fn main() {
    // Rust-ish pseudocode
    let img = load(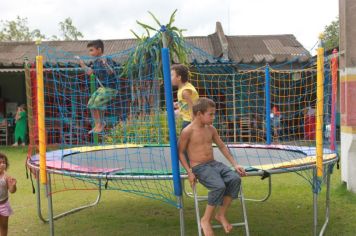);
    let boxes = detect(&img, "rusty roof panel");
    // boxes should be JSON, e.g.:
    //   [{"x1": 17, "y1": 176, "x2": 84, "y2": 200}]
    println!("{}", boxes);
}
[{"x1": 0, "y1": 33, "x2": 310, "y2": 68}]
